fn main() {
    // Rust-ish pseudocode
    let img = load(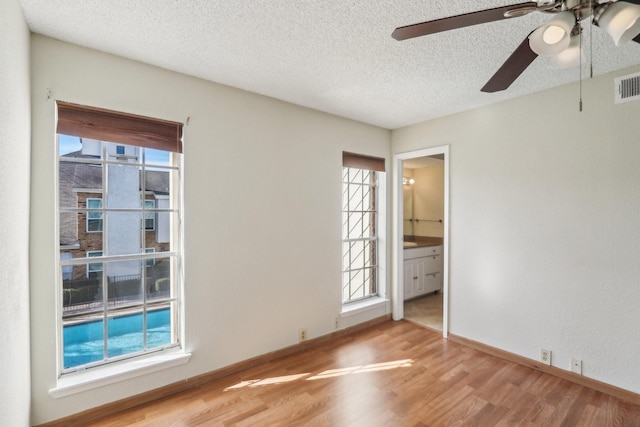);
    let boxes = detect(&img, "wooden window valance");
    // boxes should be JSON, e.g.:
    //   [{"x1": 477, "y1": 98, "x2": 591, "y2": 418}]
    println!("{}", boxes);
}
[
  {"x1": 56, "y1": 101, "x2": 183, "y2": 153},
  {"x1": 342, "y1": 151, "x2": 385, "y2": 172}
]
